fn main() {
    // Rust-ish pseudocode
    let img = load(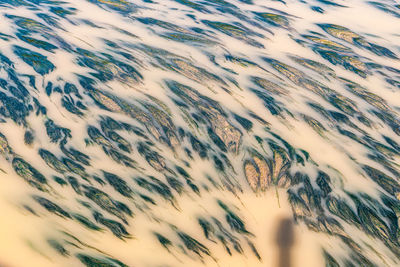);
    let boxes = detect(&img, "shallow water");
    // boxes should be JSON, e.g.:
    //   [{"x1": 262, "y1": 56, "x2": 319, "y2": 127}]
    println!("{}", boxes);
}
[{"x1": 0, "y1": 0, "x2": 400, "y2": 266}]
